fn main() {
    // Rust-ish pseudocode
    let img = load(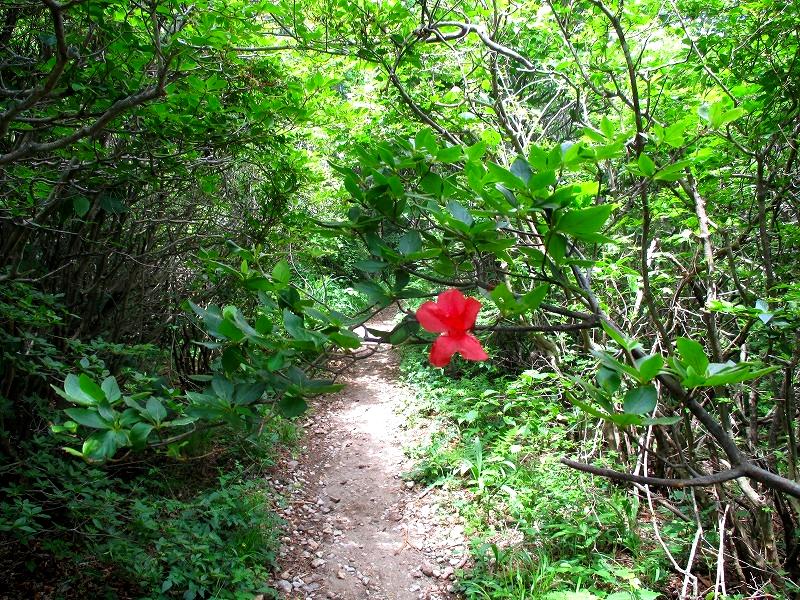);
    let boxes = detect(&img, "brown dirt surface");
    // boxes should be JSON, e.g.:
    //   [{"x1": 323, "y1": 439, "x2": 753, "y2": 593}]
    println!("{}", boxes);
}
[{"x1": 268, "y1": 313, "x2": 469, "y2": 600}]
